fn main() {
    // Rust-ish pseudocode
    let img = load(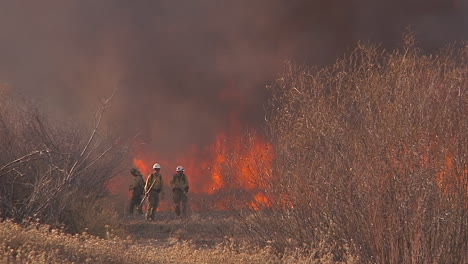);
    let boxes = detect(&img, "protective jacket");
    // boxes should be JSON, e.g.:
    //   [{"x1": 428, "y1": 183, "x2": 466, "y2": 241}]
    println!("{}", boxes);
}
[
  {"x1": 170, "y1": 173, "x2": 189, "y2": 190},
  {"x1": 130, "y1": 174, "x2": 145, "y2": 195},
  {"x1": 145, "y1": 172, "x2": 163, "y2": 193}
]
